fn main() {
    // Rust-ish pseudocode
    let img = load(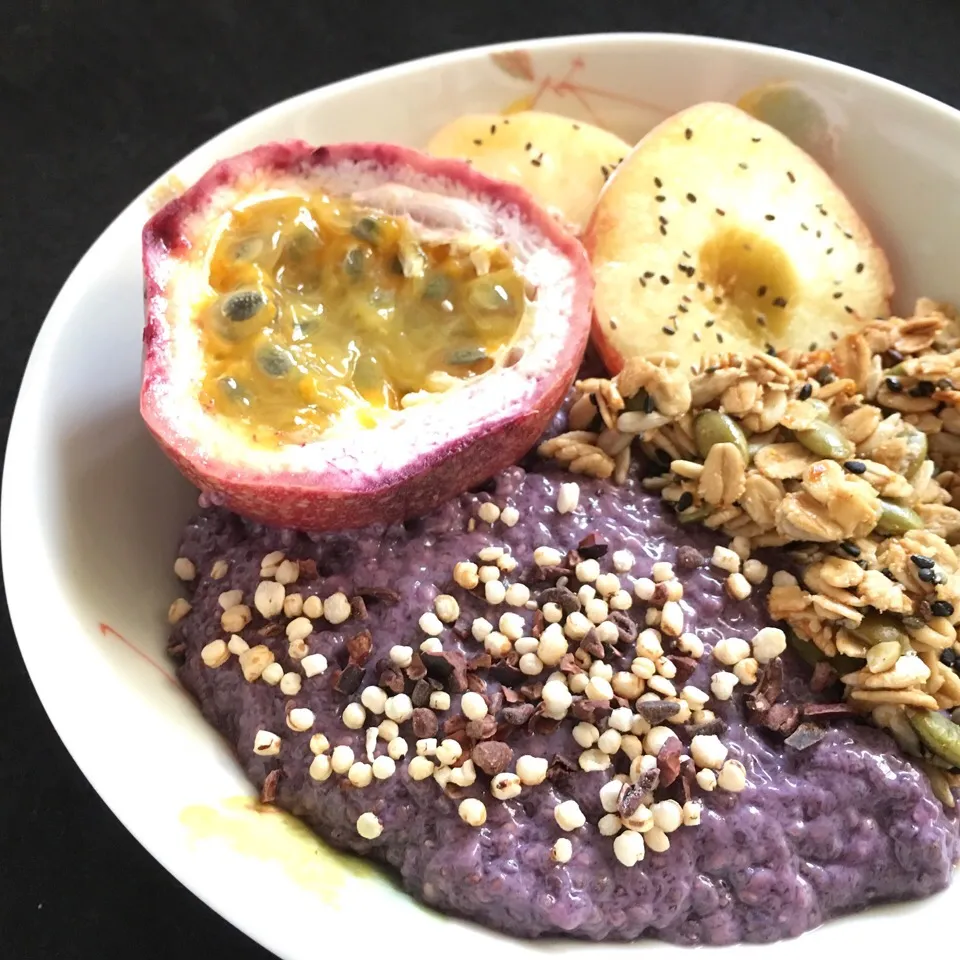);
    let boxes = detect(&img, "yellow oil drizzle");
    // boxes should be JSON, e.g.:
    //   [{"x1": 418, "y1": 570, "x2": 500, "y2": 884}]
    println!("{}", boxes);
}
[{"x1": 180, "y1": 796, "x2": 377, "y2": 904}]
